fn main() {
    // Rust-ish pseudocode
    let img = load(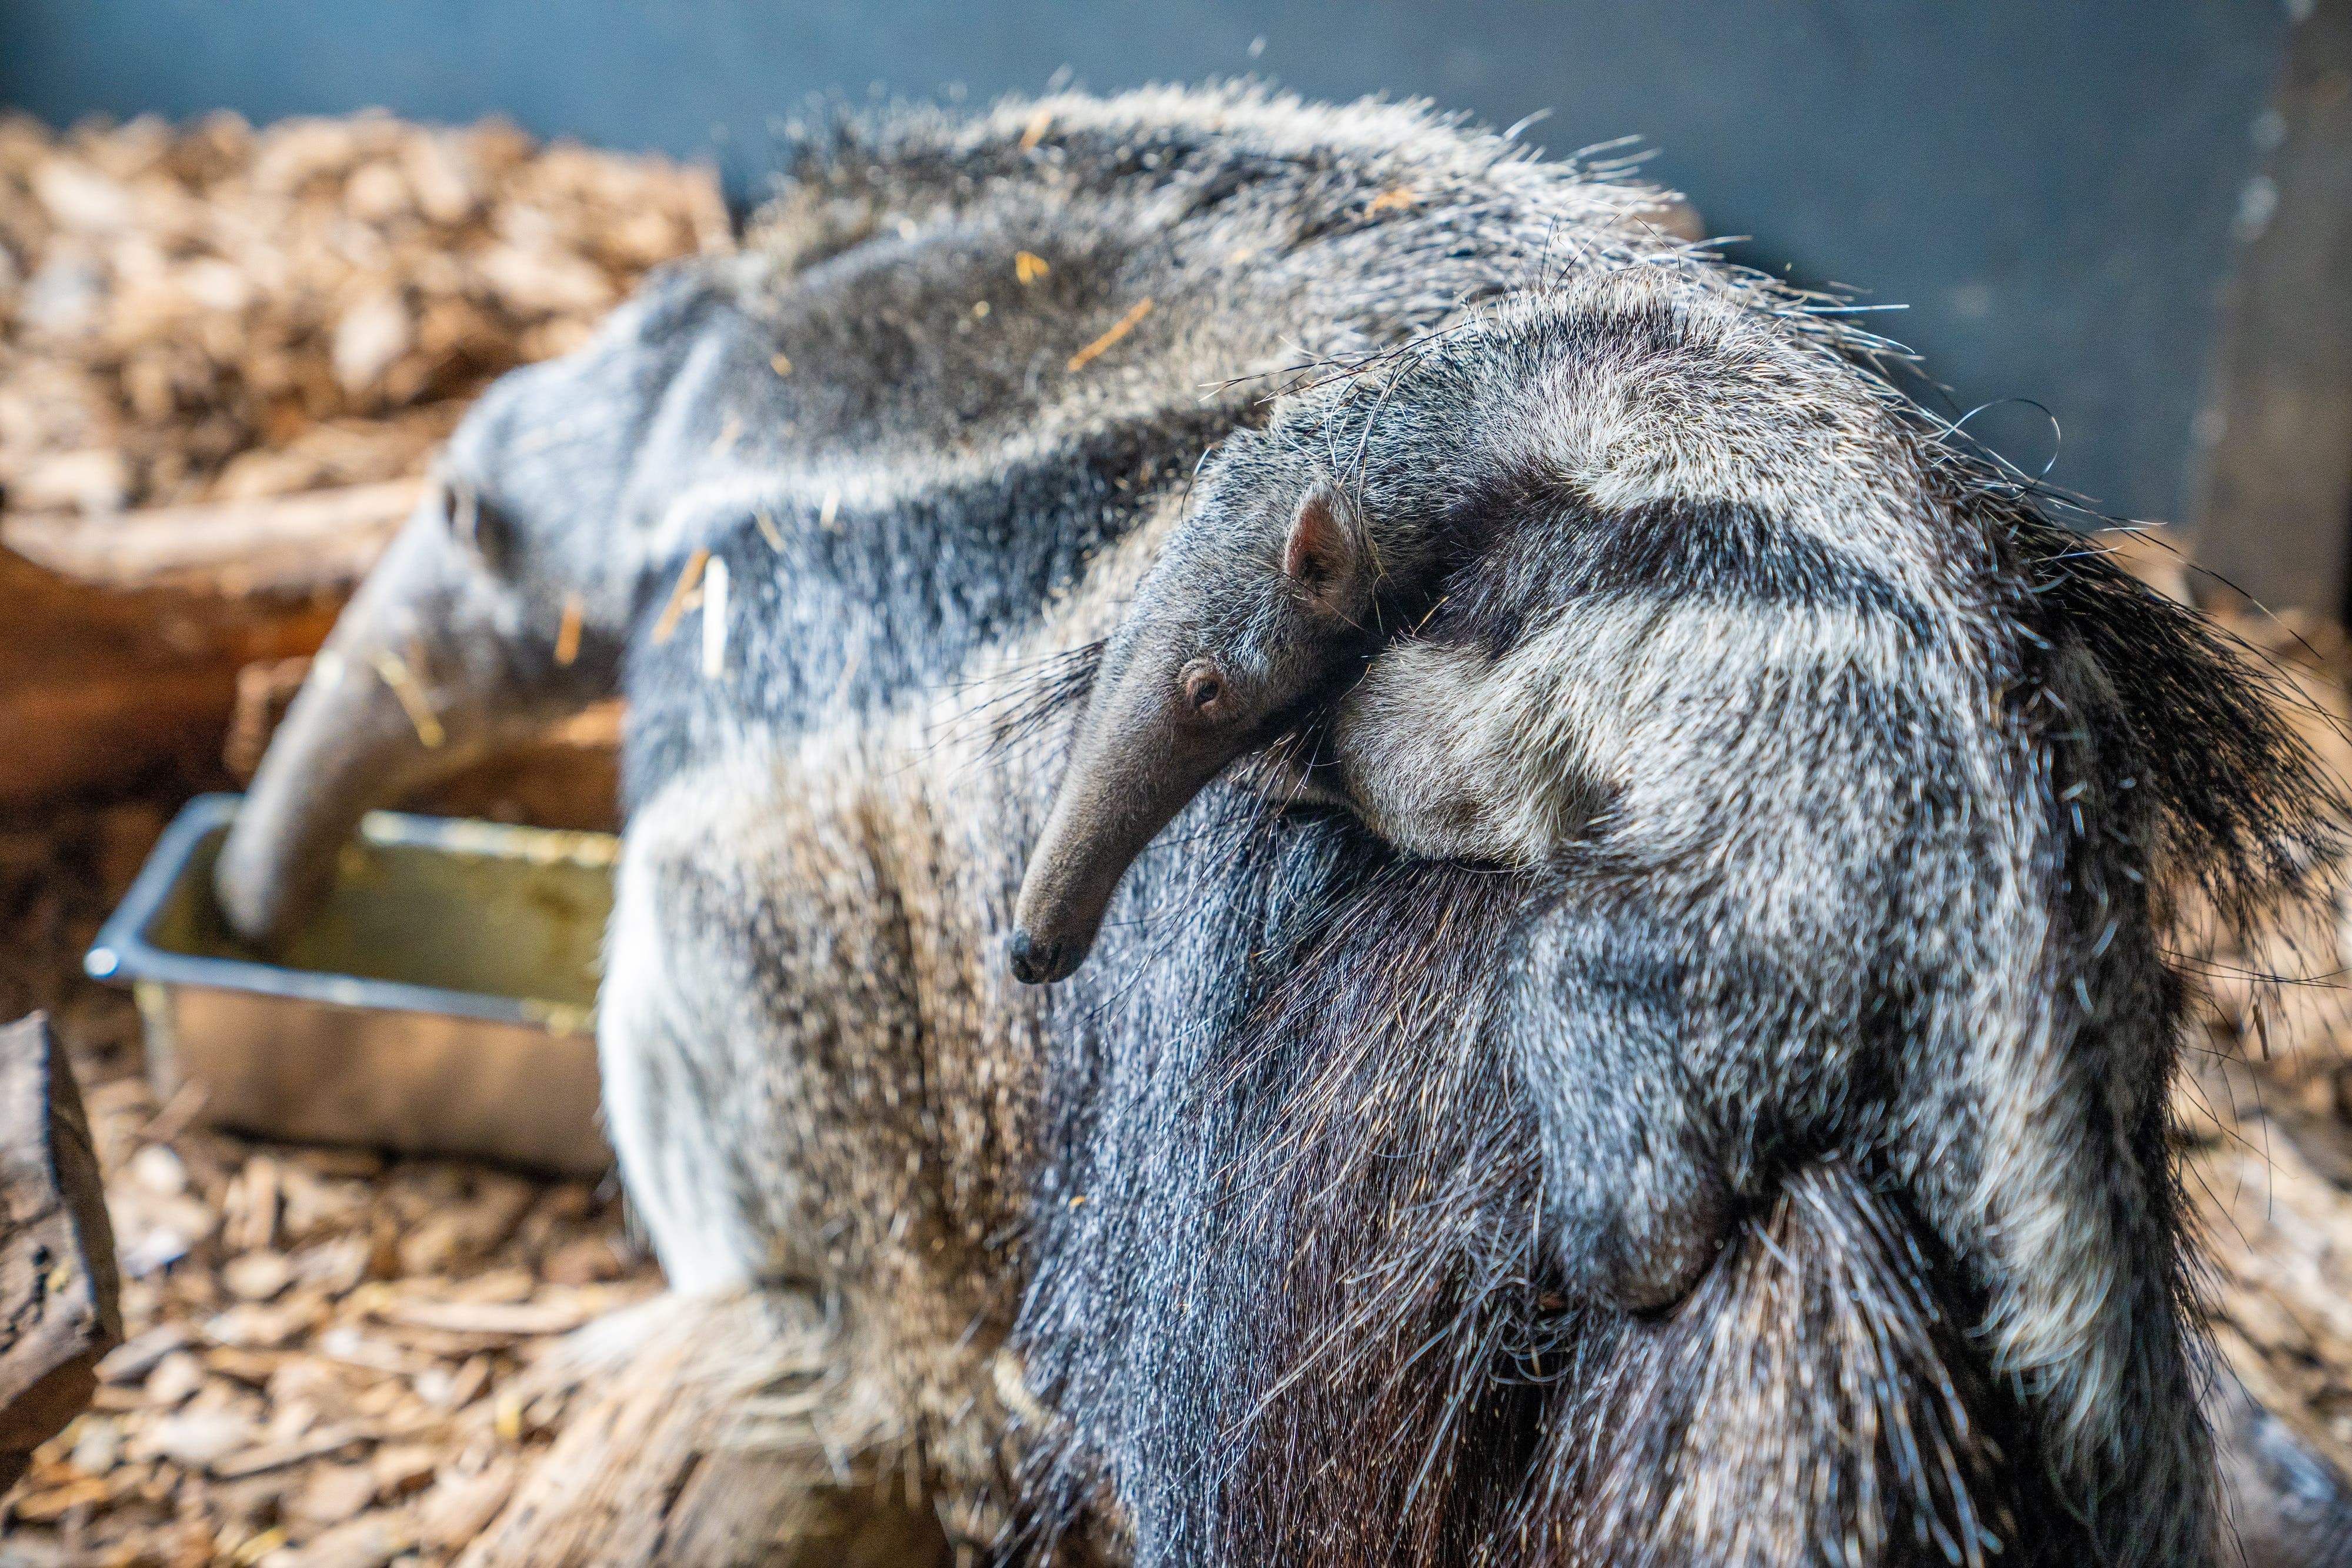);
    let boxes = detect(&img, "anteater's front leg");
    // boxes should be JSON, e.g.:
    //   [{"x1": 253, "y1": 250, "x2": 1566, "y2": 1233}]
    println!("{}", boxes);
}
[{"x1": 1494, "y1": 892, "x2": 1737, "y2": 1314}]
